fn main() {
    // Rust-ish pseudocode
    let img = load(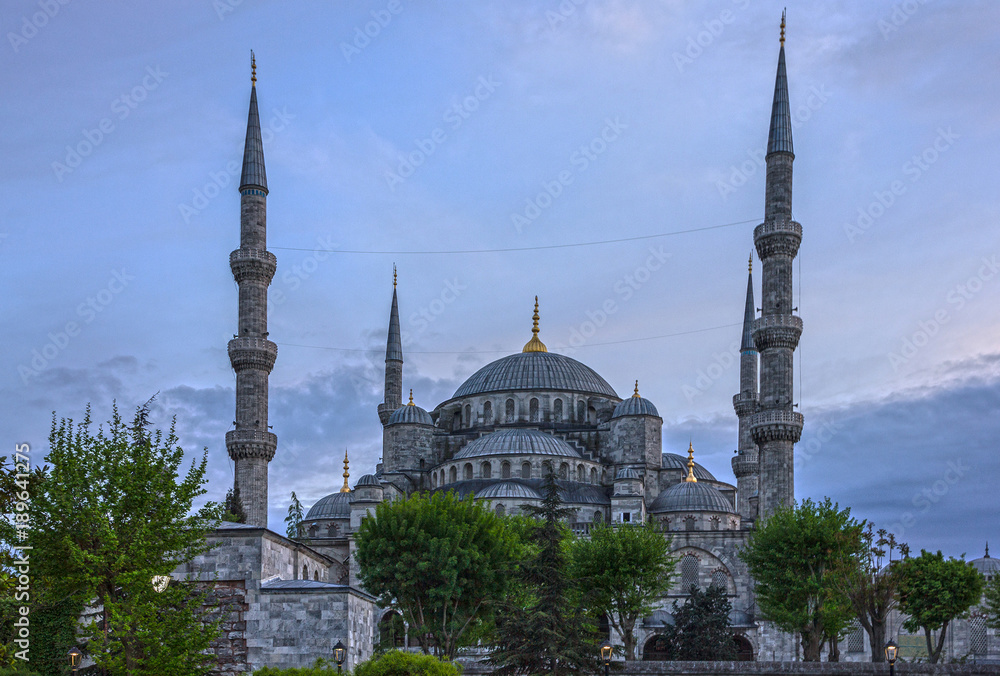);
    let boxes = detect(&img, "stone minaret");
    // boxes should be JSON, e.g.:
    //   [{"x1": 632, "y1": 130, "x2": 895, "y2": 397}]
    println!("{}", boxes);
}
[
  {"x1": 226, "y1": 53, "x2": 278, "y2": 528},
  {"x1": 750, "y1": 13, "x2": 804, "y2": 517},
  {"x1": 732, "y1": 255, "x2": 759, "y2": 520},
  {"x1": 377, "y1": 266, "x2": 403, "y2": 425}
]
